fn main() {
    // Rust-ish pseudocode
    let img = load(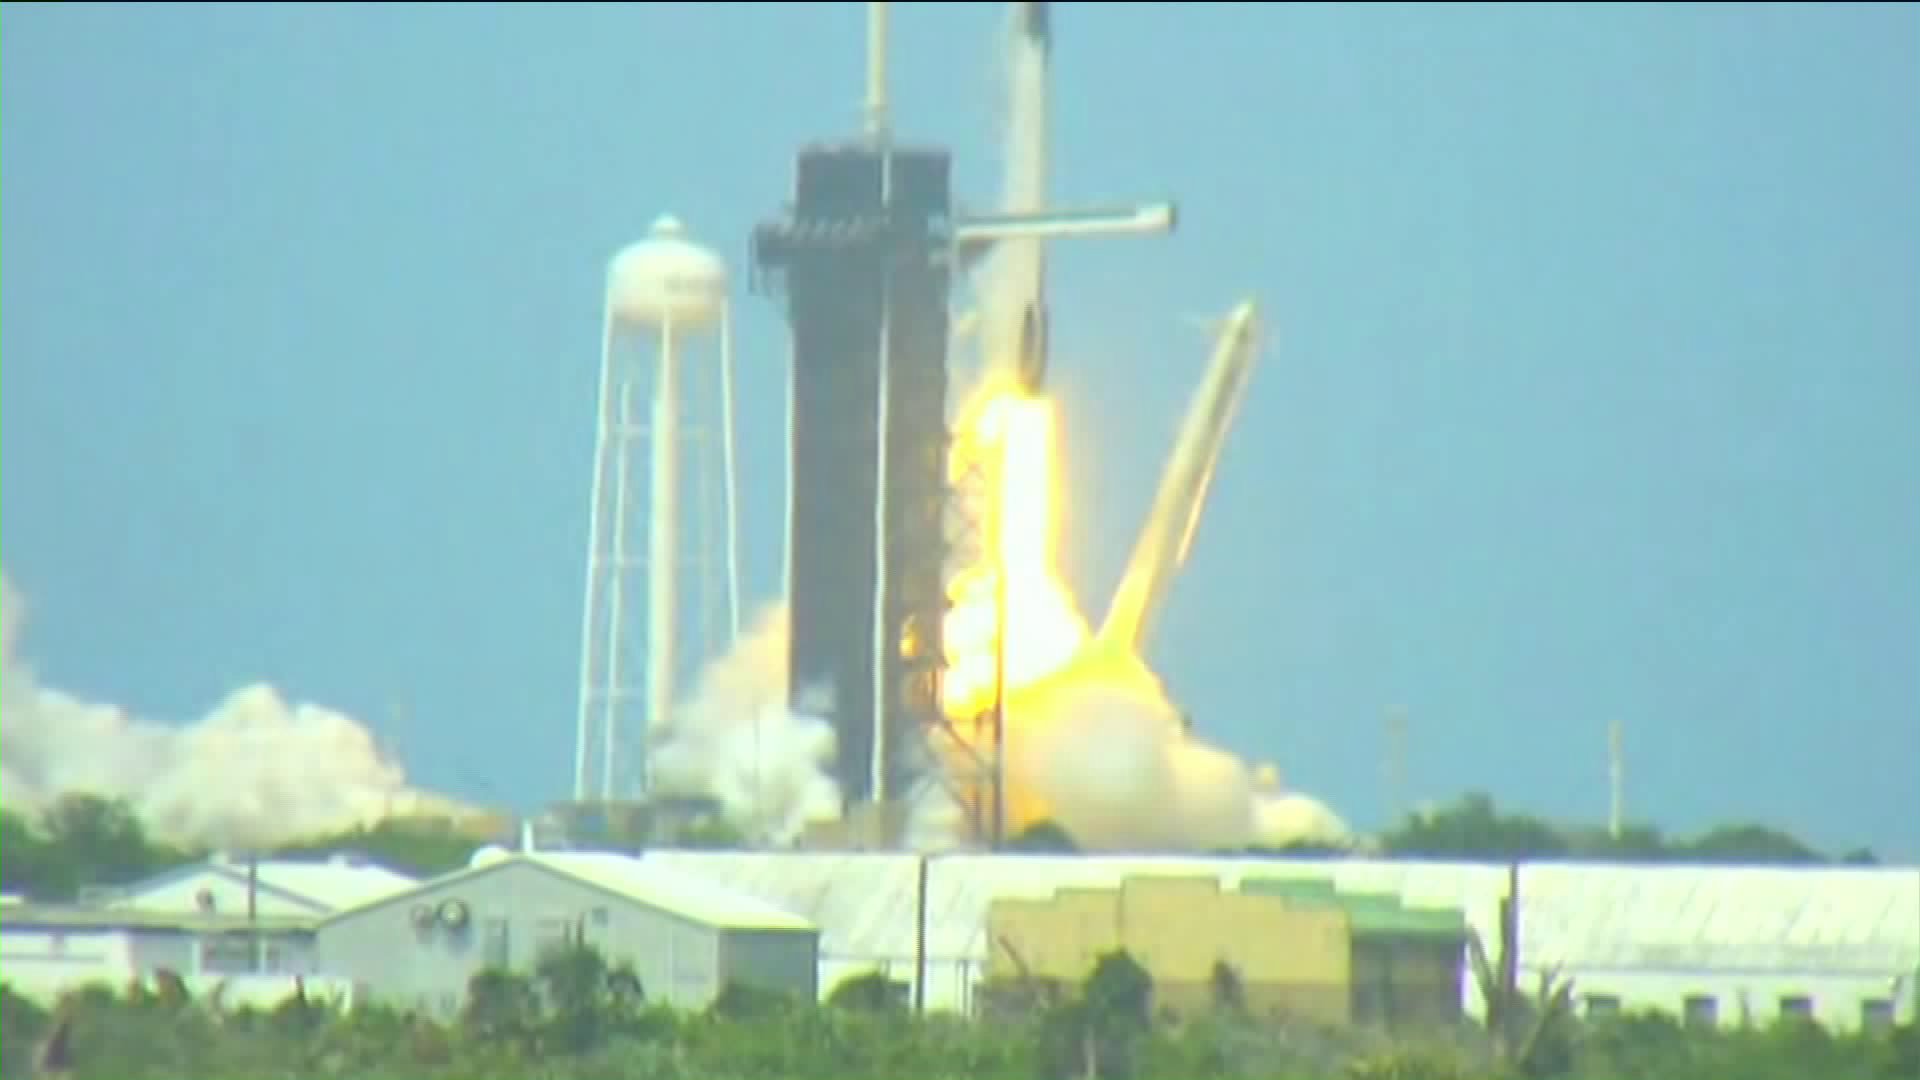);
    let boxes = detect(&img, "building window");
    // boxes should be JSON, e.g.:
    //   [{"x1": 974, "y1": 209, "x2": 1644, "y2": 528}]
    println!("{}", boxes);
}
[
  {"x1": 1583, "y1": 994, "x2": 1622, "y2": 1020},
  {"x1": 591, "y1": 906, "x2": 610, "y2": 927},
  {"x1": 1683, "y1": 994, "x2": 1718, "y2": 1028},
  {"x1": 536, "y1": 916, "x2": 574, "y2": 953},
  {"x1": 482, "y1": 918, "x2": 510, "y2": 970},
  {"x1": 1778, "y1": 995, "x2": 1815, "y2": 1021},
  {"x1": 199, "y1": 936, "x2": 256, "y2": 975},
  {"x1": 1861, "y1": 999, "x2": 1894, "y2": 1033}
]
